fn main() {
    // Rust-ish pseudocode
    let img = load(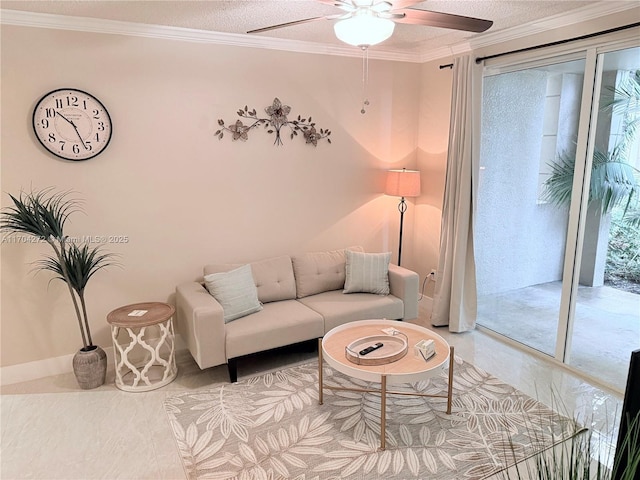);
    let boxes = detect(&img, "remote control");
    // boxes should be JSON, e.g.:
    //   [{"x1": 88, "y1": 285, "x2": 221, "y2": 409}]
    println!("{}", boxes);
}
[{"x1": 359, "y1": 342, "x2": 383, "y2": 356}]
